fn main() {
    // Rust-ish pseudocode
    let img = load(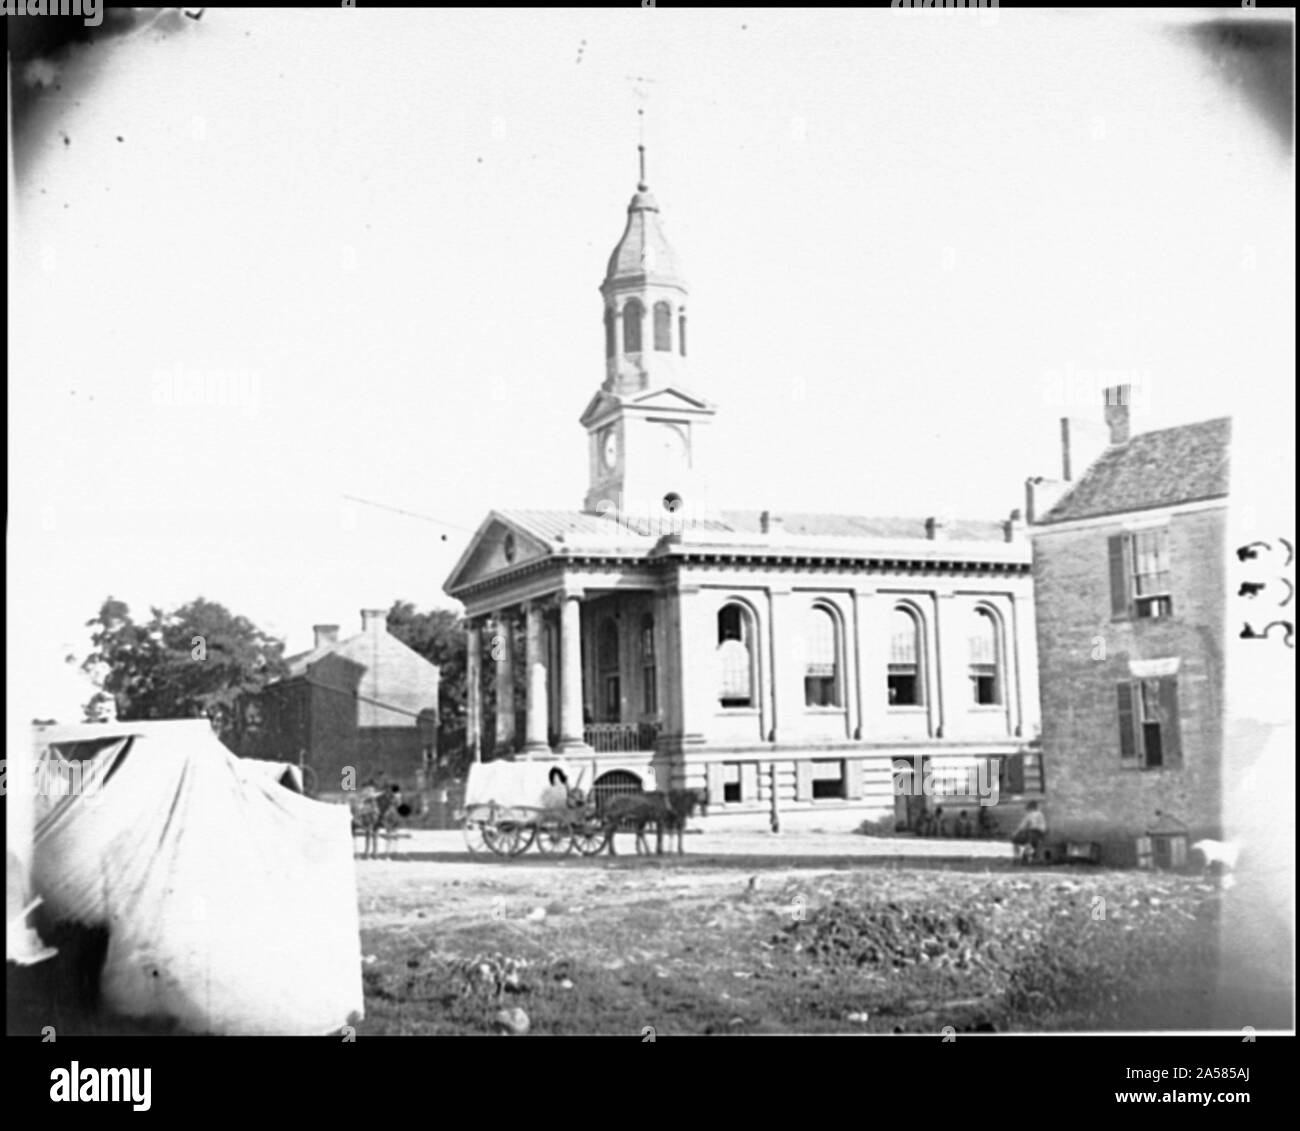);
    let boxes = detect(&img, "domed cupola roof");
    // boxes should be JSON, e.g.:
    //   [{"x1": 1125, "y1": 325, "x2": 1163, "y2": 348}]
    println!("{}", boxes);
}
[{"x1": 603, "y1": 150, "x2": 685, "y2": 287}]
